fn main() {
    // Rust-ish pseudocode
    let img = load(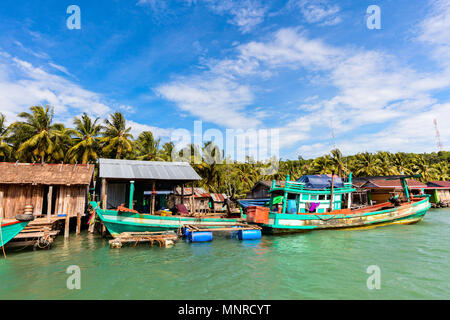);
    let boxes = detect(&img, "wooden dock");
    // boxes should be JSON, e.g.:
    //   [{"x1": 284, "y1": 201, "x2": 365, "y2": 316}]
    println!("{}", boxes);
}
[
  {"x1": 6, "y1": 217, "x2": 63, "y2": 250},
  {"x1": 109, "y1": 231, "x2": 178, "y2": 248}
]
